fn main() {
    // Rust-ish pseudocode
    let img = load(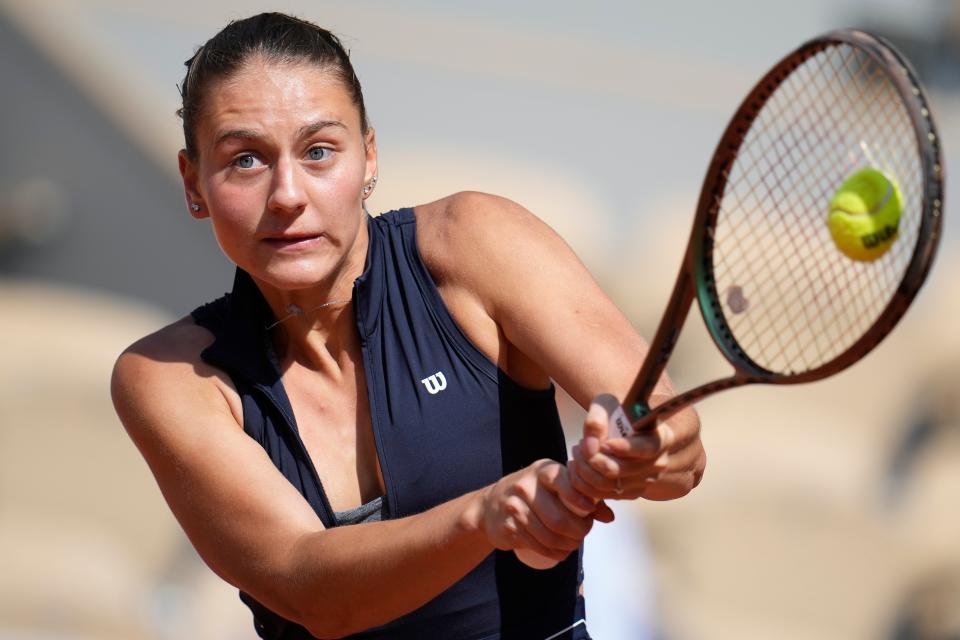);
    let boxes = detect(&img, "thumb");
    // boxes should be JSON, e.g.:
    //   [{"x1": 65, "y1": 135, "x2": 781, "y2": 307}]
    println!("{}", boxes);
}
[{"x1": 582, "y1": 396, "x2": 613, "y2": 457}]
